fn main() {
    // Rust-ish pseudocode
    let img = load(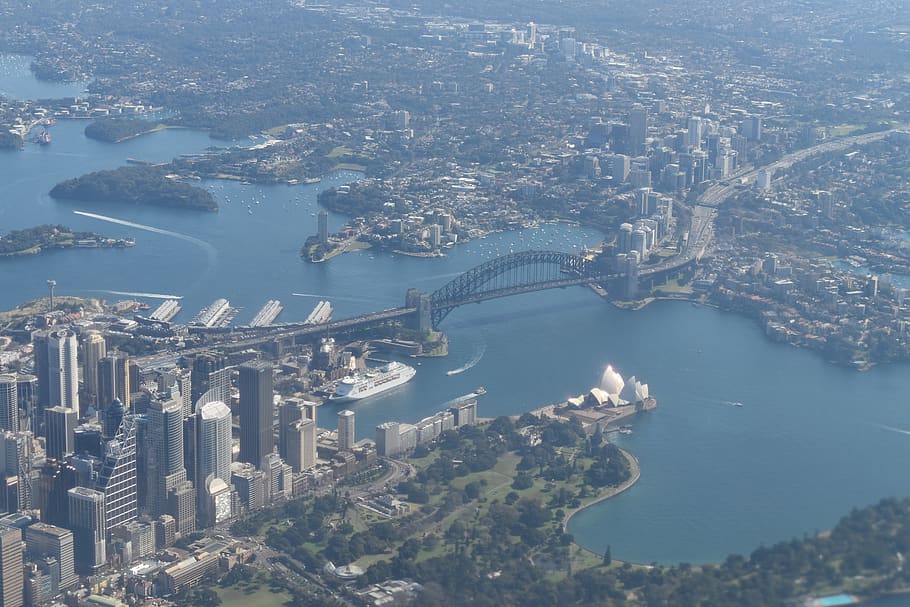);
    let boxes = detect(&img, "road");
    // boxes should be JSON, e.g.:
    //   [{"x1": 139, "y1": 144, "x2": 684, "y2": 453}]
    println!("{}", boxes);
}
[{"x1": 644, "y1": 125, "x2": 907, "y2": 276}]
